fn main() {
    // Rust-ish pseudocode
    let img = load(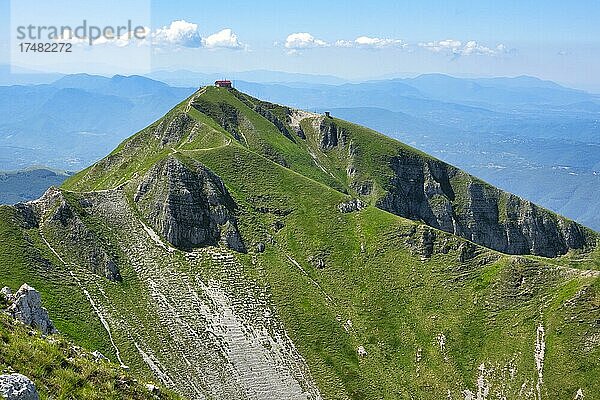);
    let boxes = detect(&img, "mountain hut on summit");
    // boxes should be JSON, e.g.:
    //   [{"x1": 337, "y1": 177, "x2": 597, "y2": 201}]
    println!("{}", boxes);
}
[{"x1": 215, "y1": 80, "x2": 233, "y2": 88}]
